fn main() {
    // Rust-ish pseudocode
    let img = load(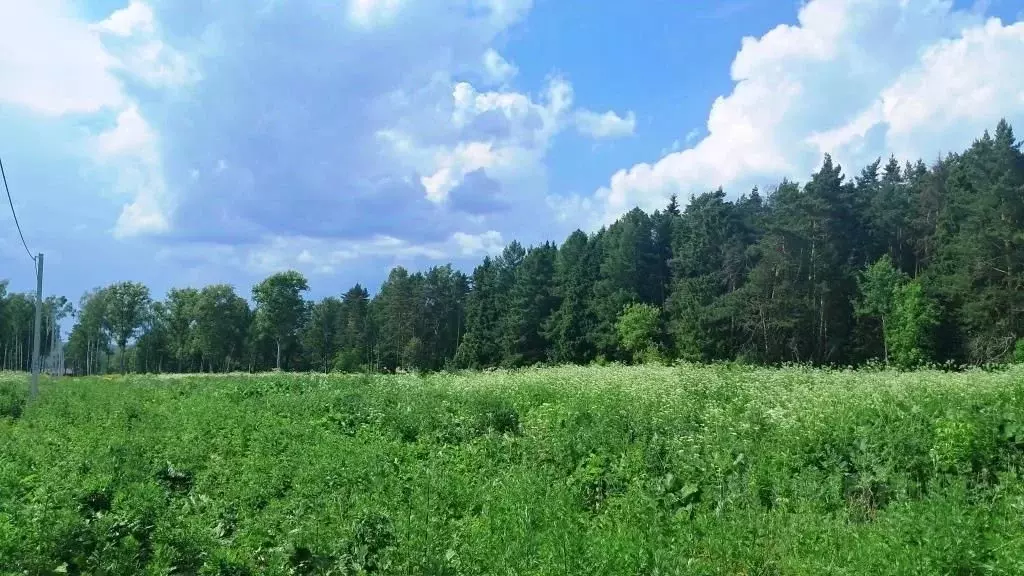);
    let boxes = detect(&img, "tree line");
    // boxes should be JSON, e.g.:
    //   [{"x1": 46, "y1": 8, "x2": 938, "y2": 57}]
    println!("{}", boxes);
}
[{"x1": 2, "y1": 121, "x2": 1022, "y2": 374}]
